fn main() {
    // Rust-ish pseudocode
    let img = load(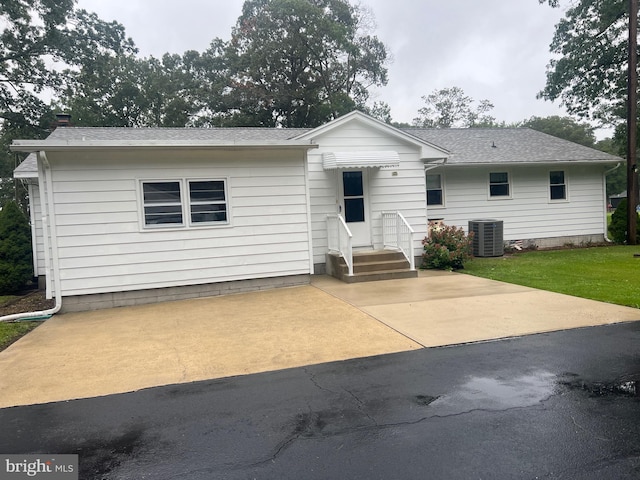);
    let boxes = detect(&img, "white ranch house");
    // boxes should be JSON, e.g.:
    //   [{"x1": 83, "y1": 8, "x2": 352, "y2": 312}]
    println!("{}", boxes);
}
[{"x1": 12, "y1": 111, "x2": 621, "y2": 313}]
